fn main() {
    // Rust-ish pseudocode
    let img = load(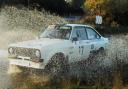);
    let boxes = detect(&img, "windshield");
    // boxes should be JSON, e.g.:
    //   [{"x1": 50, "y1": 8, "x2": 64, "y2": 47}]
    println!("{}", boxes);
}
[{"x1": 39, "y1": 25, "x2": 72, "y2": 39}]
